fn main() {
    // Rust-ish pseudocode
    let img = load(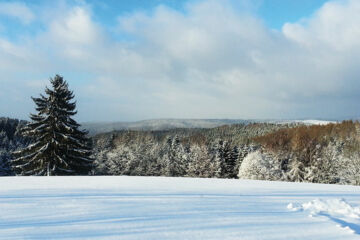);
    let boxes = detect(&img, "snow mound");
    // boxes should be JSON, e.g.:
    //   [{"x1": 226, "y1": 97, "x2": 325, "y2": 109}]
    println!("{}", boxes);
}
[
  {"x1": 288, "y1": 199, "x2": 360, "y2": 218},
  {"x1": 288, "y1": 199, "x2": 360, "y2": 234}
]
